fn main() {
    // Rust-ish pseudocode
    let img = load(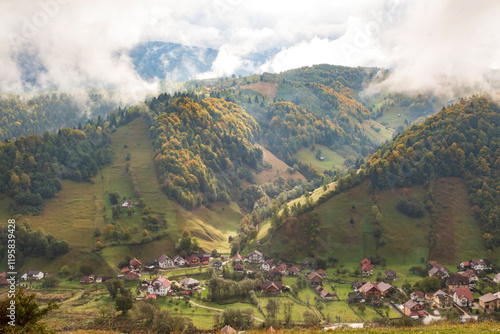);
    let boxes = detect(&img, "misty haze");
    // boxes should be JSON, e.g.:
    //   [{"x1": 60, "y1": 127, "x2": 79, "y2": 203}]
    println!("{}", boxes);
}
[{"x1": 1, "y1": 1, "x2": 500, "y2": 333}]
